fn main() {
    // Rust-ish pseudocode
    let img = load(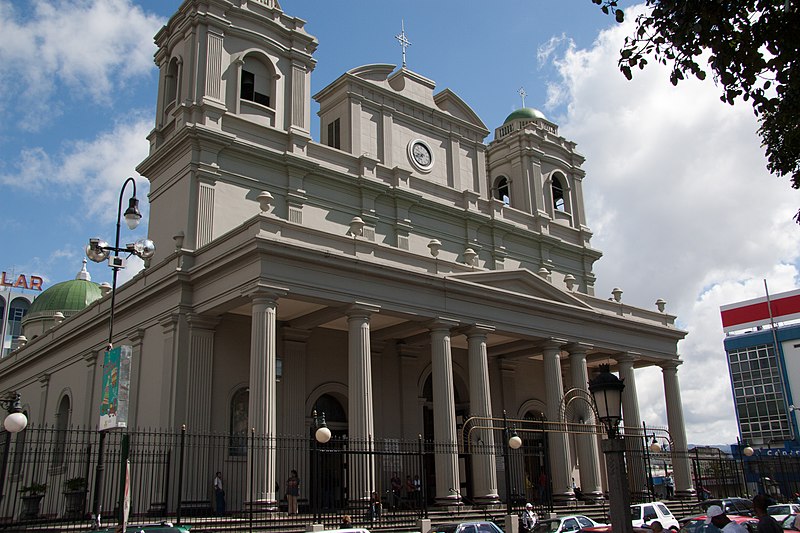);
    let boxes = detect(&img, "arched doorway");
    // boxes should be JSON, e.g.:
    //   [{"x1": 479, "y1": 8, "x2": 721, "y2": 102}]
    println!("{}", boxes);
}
[
  {"x1": 521, "y1": 409, "x2": 551, "y2": 509},
  {"x1": 310, "y1": 394, "x2": 347, "y2": 511}
]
